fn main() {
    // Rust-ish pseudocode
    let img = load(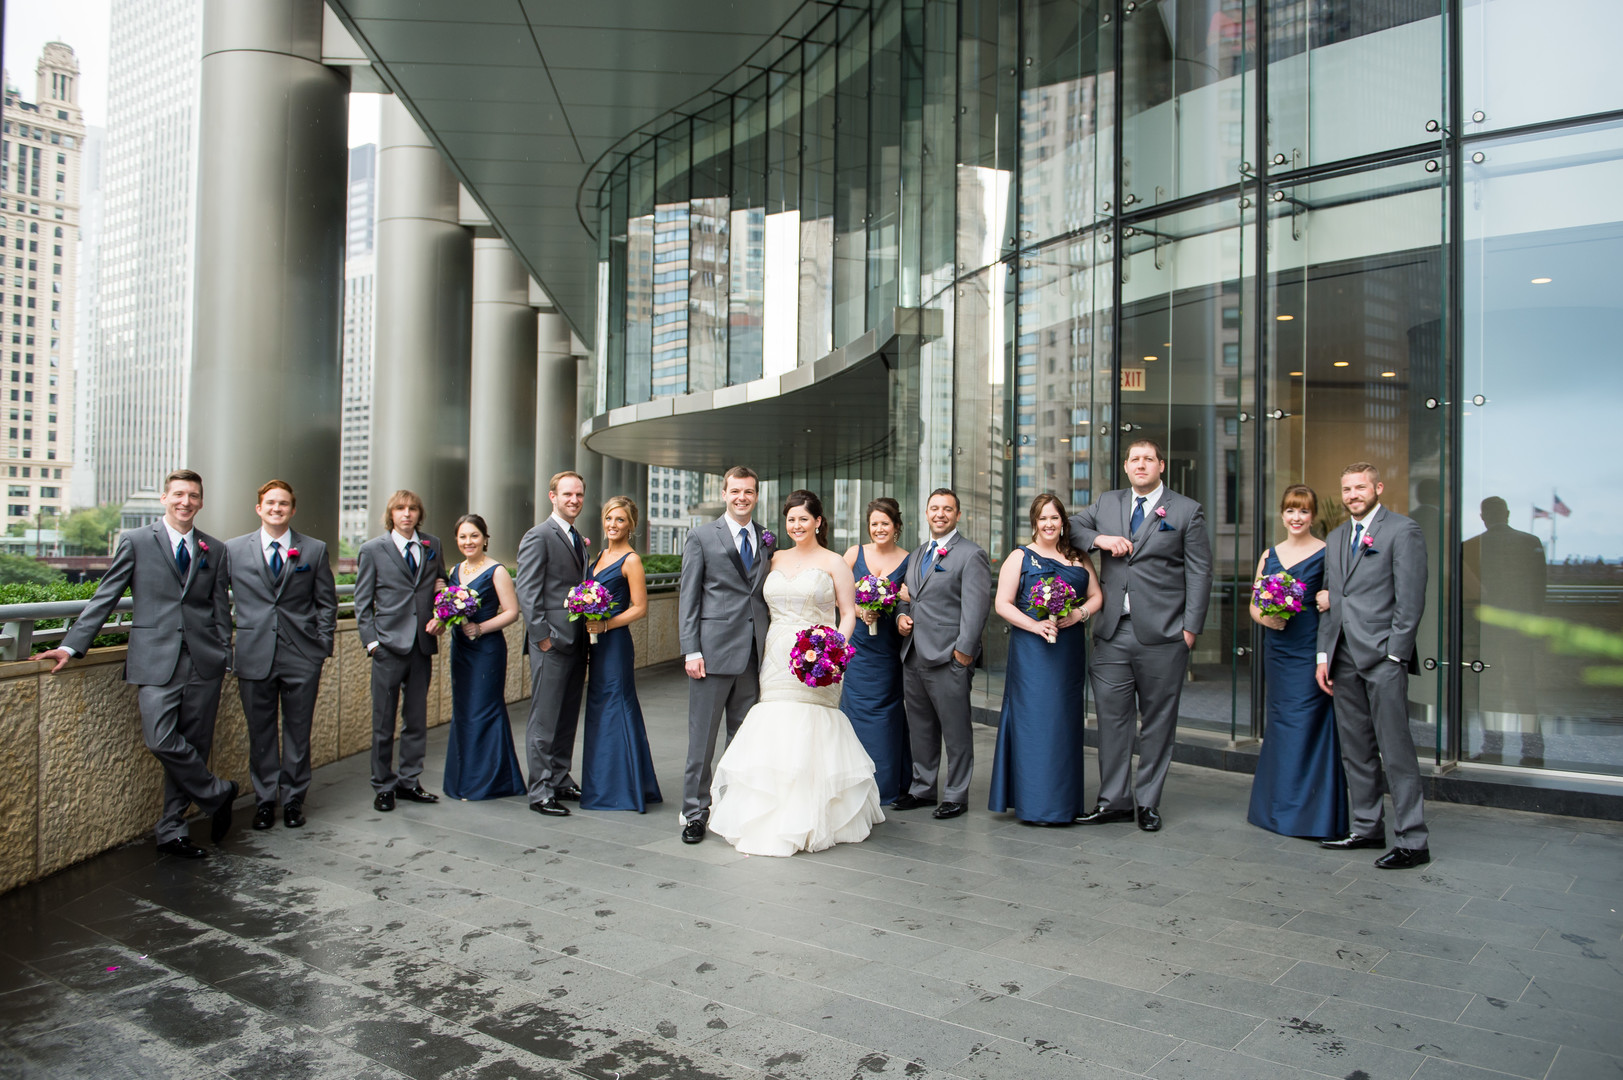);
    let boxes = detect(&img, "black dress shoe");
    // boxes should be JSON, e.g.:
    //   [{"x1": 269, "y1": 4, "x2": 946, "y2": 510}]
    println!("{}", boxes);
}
[
  {"x1": 933, "y1": 801, "x2": 966, "y2": 820},
  {"x1": 555, "y1": 784, "x2": 582, "y2": 801},
  {"x1": 156, "y1": 837, "x2": 209, "y2": 859},
  {"x1": 395, "y1": 785, "x2": 439, "y2": 804},
  {"x1": 891, "y1": 793, "x2": 938, "y2": 811},
  {"x1": 251, "y1": 802, "x2": 276, "y2": 831},
  {"x1": 681, "y1": 818, "x2": 707, "y2": 844},
  {"x1": 1136, "y1": 806, "x2": 1162, "y2": 832},
  {"x1": 1374, "y1": 846, "x2": 1430, "y2": 870},
  {"x1": 374, "y1": 790, "x2": 395, "y2": 812},
  {"x1": 1075, "y1": 804, "x2": 1134, "y2": 825},
  {"x1": 1319, "y1": 831, "x2": 1386, "y2": 851},
  {"x1": 531, "y1": 798, "x2": 570, "y2": 817},
  {"x1": 211, "y1": 781, "x2": 239, "y2": 843},
  {"x1": 283, "y1": 803, "x2": 305, "y2": 829}
]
